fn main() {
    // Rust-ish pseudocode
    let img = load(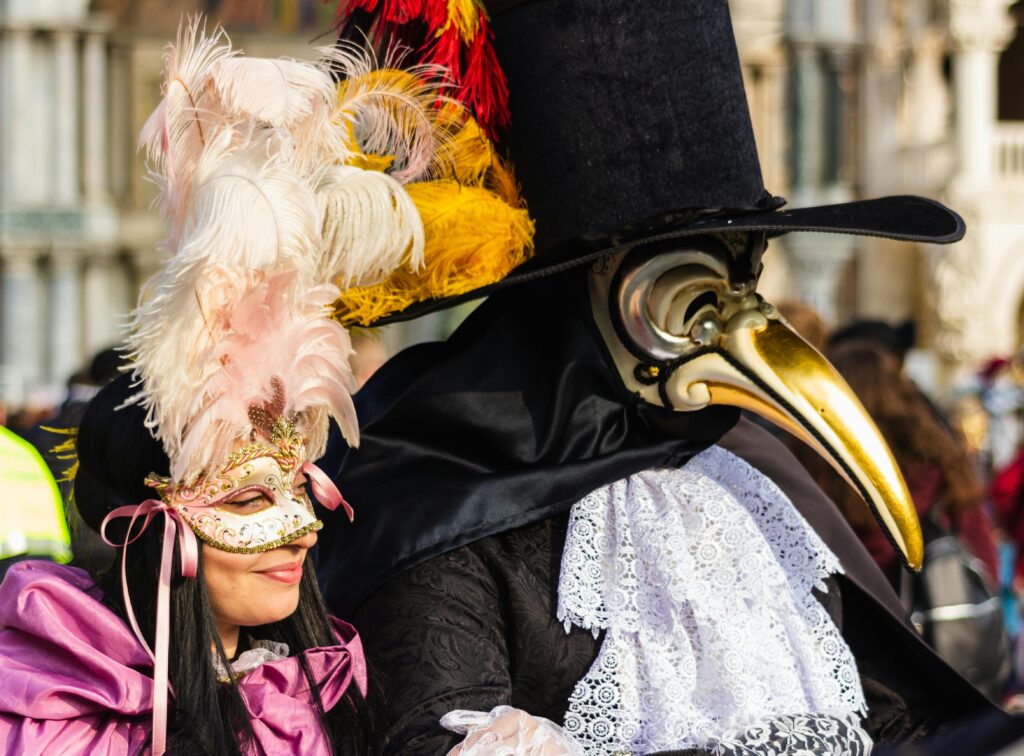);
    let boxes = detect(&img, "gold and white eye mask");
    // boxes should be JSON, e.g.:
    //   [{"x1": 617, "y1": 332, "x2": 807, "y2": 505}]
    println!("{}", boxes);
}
[{"x1": 146, "y1": 442, "x2": 350, "y2": 554}]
